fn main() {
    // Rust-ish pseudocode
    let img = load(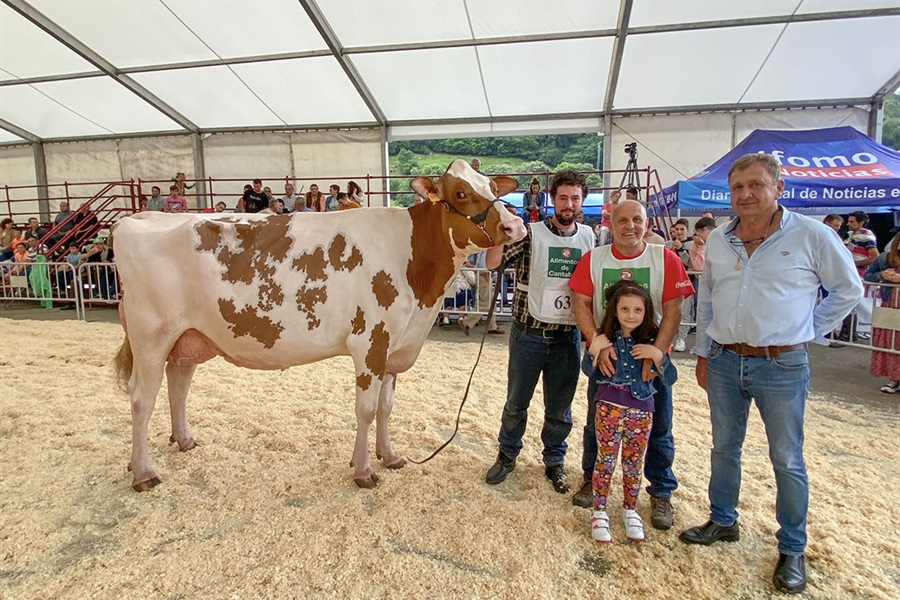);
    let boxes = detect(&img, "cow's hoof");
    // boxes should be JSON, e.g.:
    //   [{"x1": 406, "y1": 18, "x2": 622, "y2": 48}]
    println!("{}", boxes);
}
[
  {"x1": 132, "y1": 476, "x2": 162, "y2": 492},
  {"x1": 169, "y1": 435, "x2": 197, "y2": 452},
  {"x1": 384, "y1": 457, "x2": 406, "y2": 470},
  {"x1": 353, "y1": 472, "x2": 379, "y2": 489}
]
